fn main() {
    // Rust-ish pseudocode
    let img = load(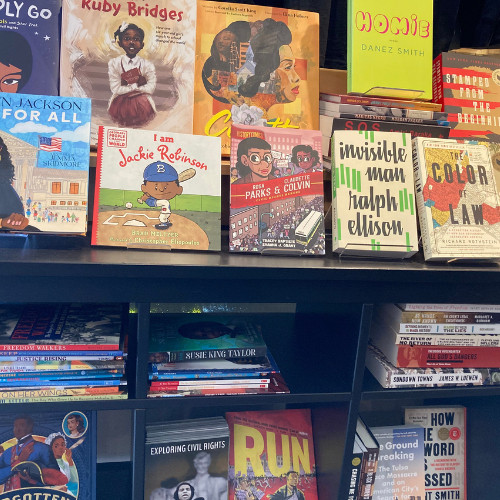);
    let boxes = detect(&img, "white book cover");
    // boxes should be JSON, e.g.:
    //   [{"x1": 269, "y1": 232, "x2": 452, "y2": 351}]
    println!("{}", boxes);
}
[
  {"x1": 331, "y1": 130, "x2": 418, "y2": 257},
  {"x1": 92, "y1": 127, "x2": 221, "y2": 251},
  {"x1": 412, "y1": 137, "x2": 500, "y2": 261}
]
